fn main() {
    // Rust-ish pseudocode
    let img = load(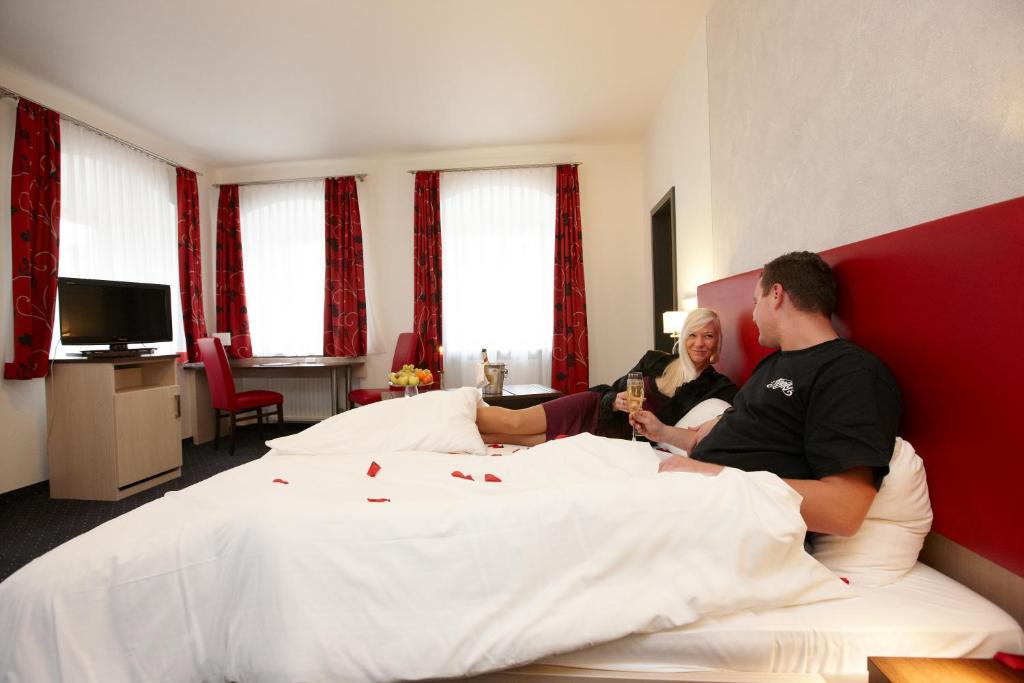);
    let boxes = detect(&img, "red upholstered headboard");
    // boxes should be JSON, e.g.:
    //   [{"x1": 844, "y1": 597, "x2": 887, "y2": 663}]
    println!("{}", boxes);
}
[{"x1": 698, "y1": 196, "x2": 1024, "y2": 578}]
